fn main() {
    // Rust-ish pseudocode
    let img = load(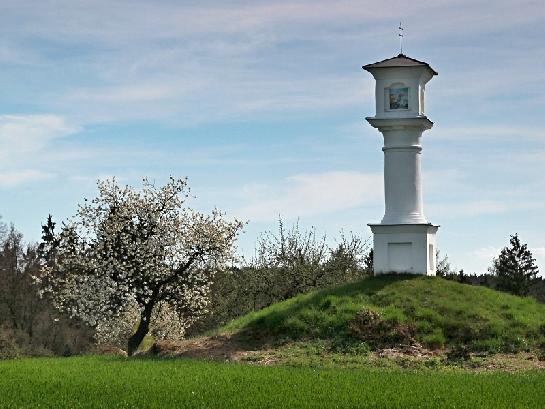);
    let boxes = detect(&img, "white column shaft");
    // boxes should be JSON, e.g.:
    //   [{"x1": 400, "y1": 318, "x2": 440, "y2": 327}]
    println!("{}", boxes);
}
[
  {"x1": 382, "y1": 146, "x2": 425, "y2": 224},
  {"x1": 378, "y1": 127, "x2": 427, "y2": 224}
]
